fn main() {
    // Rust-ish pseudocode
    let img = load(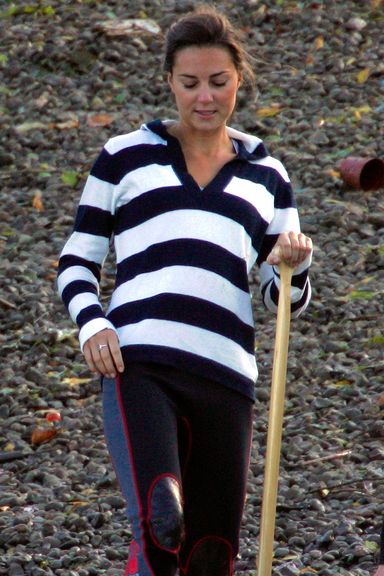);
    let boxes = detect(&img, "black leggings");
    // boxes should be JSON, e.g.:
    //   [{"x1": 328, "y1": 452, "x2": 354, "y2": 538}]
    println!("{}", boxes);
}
[{"x1": 102, "y1": 362, "x2": 254, "y2": 576}]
